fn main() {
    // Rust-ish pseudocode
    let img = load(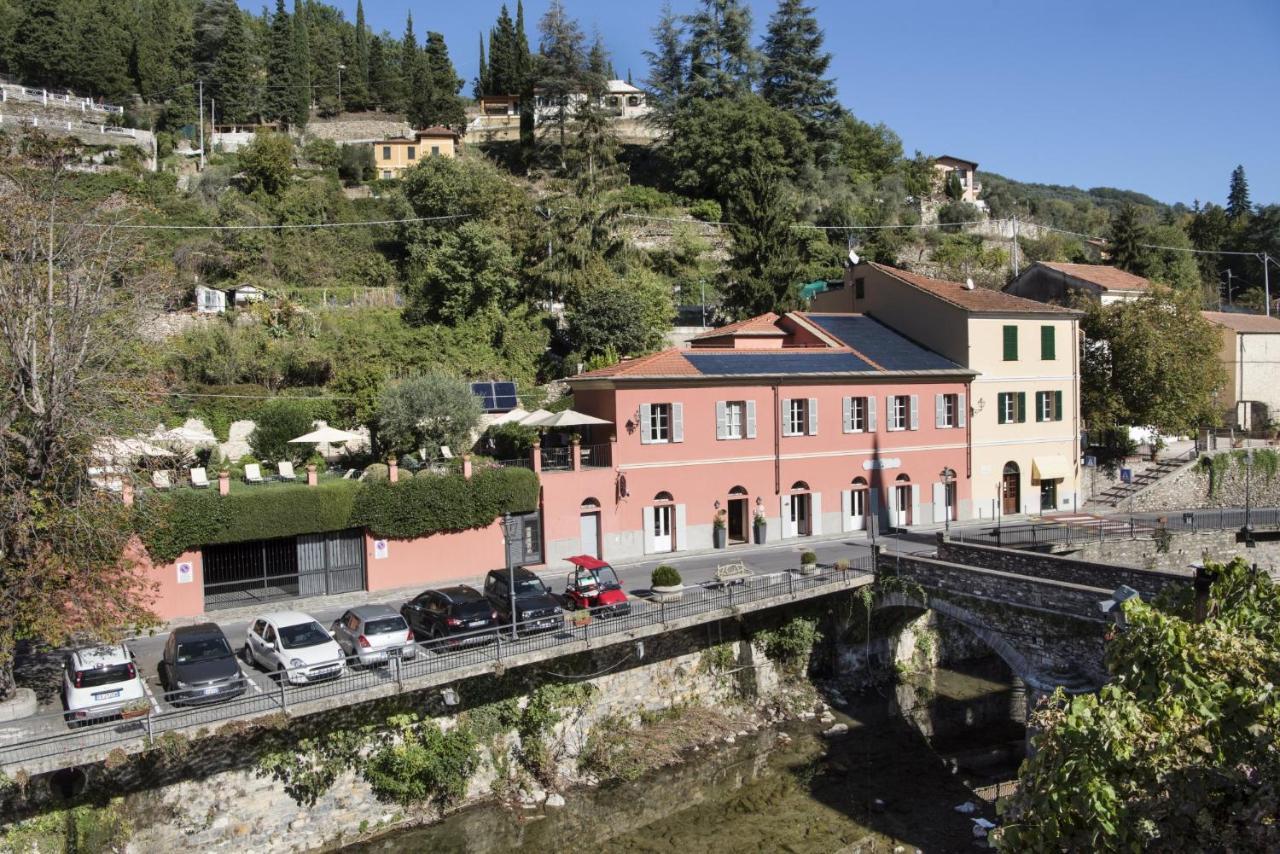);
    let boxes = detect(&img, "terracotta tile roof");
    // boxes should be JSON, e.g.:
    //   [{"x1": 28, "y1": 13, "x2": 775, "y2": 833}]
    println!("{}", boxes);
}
[
  {"x1": 689, "y1": 313, "x2": 786, "y2": 340},
  {"x1": 1036, "y1": 262, "x2": 1152, "y2": 293},
  {"x1": 573, "y1": 349, "x2": 700, "y2": 379},
  {"x1": 1202, "y1": 311, "x2": 1280, "y2": 334},
  {"x1": 869, "y1": 263, "x2": 1075, "y2": 314},
  {"x1": 417, "y1": 126, "x2": 459, "y2": 137}
]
